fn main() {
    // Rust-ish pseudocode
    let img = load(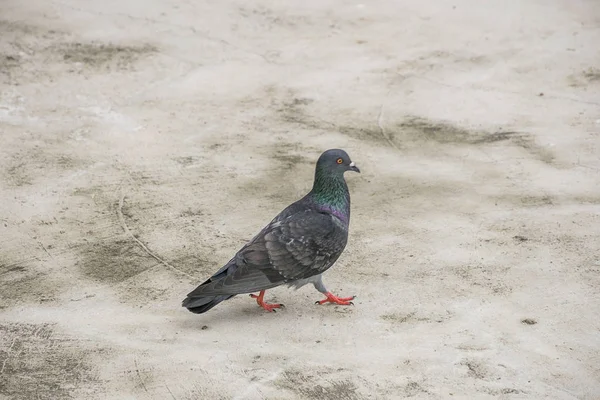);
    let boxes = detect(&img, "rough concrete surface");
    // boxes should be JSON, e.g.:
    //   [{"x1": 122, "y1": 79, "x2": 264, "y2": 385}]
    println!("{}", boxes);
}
[{"x1": 1, "y1": 0, "x2": 599, "y2": 399}]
